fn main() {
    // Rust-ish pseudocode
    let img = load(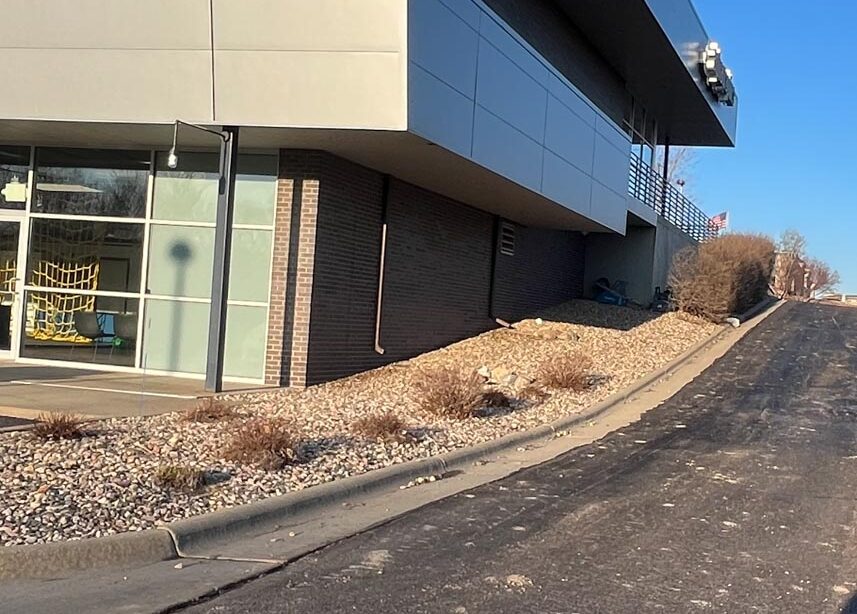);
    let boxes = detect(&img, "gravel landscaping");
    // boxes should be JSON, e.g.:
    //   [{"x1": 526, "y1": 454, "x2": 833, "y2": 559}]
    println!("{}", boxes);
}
[{"x1": 0, "y1": 300, "x2": 719, "y2": 546}]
